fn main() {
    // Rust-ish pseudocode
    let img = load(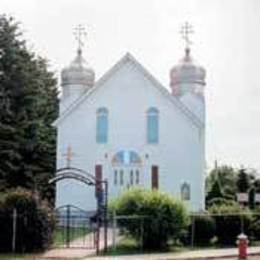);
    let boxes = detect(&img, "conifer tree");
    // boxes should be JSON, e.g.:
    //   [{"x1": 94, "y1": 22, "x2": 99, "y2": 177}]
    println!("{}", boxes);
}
[
  {"x1": 236, "y1": 168, "x2": 250, "y2": 193},
  {"x1": 0, "y1": 15, "x2": 58, "y2": 203}
]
